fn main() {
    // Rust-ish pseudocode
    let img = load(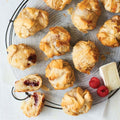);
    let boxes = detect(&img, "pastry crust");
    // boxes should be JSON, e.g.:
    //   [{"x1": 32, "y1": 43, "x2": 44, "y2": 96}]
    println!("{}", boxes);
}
[
  {"x1": 45, "y1": 59, "x2": 75, "y2": 90},
  {"x1": 40, "y1": 26, "x2": 71, "y2": 58},
  {"x1": 71, "y1": 0, "x2": 101, "y2": 33},
  {"x1": 101, "y1": 0, "x2": 120, "y2": 13},
  {"x1": 7, "y1": 44, "x2": 37, "y2": 70},
  {"x1": 21, "y1": 92, "x2": 45, "y2": 117},
  {"x1": 97, "y1": 15, "x2": 120, "y2": 47},
  {"x1": 61, "y1": 87, "x2": 93, "y2": 116},
  {"x1": 15, "y1": 74, "x2": 42, "y2": 92},
  {"x1": 44, "y1": 0, "x2": 72, "y2": 10},
  {"x1": 72, "y1": 41, "x2": 99, "y2": 74},
  {"x1": 14, "y1": 7, "x2": 49, "y2": 38}
]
